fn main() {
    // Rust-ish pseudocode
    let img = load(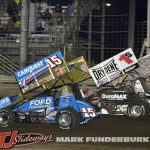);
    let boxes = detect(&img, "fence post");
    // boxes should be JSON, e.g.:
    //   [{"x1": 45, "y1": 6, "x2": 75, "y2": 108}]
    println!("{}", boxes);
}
[
  {"x1": 88, "y1": 12, "x2": 92, "y2": 65},
  {"x1": 20, "y1": 0, "x2": 29, "y2": 68},
  {"x1": 128, "y1": 0, "x2": 135, "y2": 49},
  {"x1": 147, "y1": 0, "x2": 150, "y2": 54},
  {"x1": 101, "y1": 0, "x2": 105, "y2": 62}
]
